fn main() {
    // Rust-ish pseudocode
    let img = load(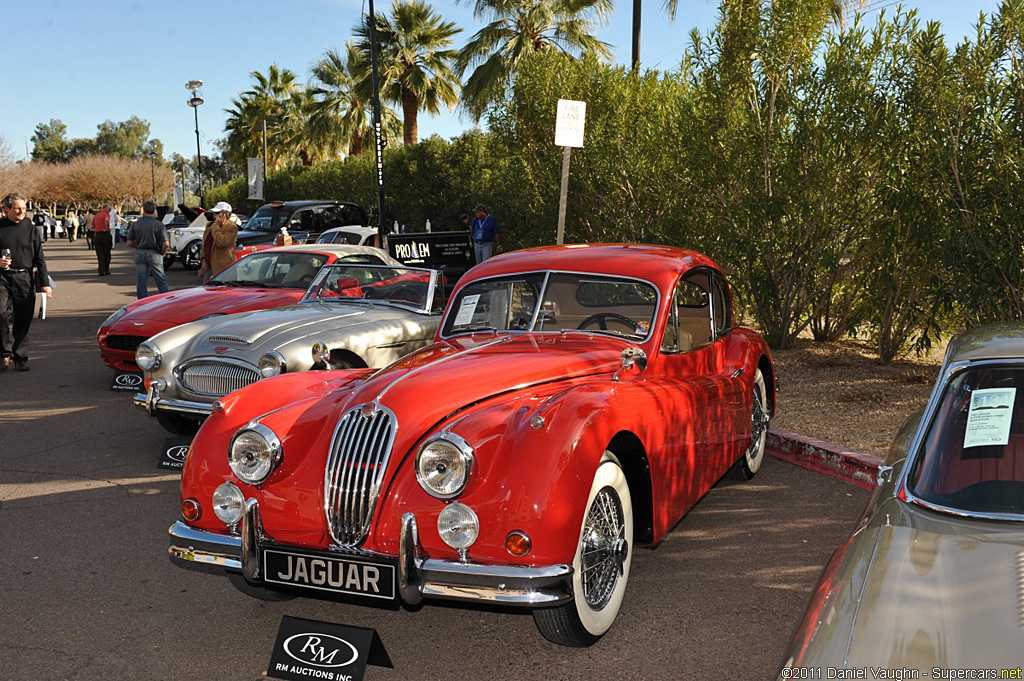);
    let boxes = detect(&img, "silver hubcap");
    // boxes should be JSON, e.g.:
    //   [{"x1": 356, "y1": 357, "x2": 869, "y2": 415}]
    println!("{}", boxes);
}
[
  {"x1": 580, "y1": 486, "x2": 626, "y2": 610},
  {"x1": 749, "y1": 386, "x2": 769, "y2": 456}
]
